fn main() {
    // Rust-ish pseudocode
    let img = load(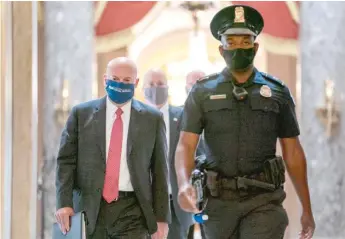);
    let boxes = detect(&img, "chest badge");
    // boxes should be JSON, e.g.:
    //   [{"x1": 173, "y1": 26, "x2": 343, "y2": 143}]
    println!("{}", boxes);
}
[{"x1": 260, "y1": 85, "x2": 272, "y2": 98}]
